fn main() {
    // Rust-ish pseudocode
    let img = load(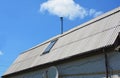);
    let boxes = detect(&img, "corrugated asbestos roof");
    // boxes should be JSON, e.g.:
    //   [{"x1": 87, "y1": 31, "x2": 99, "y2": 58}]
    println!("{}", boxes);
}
[{"x1": 3, "y1": 7, "x2": 120, "y2": 75}]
